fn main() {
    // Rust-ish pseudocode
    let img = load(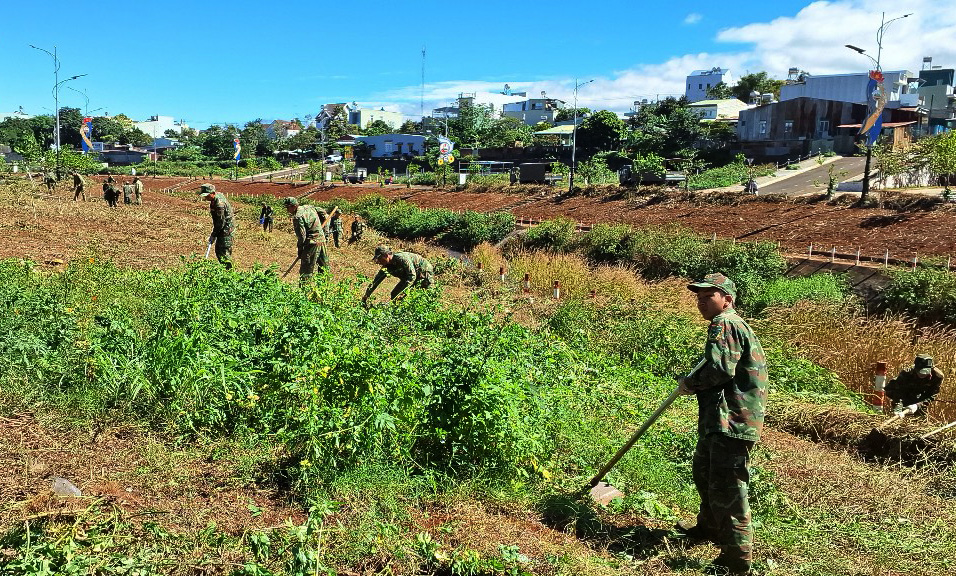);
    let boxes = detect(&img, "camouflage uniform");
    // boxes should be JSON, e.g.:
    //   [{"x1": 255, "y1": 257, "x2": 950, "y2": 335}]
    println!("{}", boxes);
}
[
  {"x1": 133, "y1": 177, "x2": 143, "y2": 205},
  {"x1": 350, "y1": 219, "x2": 367, "y2": 243},
  {"x1": 122, "y1": 183, "x2": 134, "y2": 205},
  {"x1": 72, "y1": 172, "x2": 86, "y2": 202},
  {"x1": 330, "y1": 213, "x2": 344, "y2": 247},
  {"x1": 884, "y1": 355, "x2": 943, "y2": 414},
  {"x1": 682, "y1": 274, "x2": 768, "y2": 572},
  {"x1": 365, "y1": 248, "x2": 434, "y2": 301},
  {"x1": 203, "y1": 185, "x2": 235, "y2": 269},
  {"x1": 287, "y1": 199, "x2": 327, "y2": 281}
]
